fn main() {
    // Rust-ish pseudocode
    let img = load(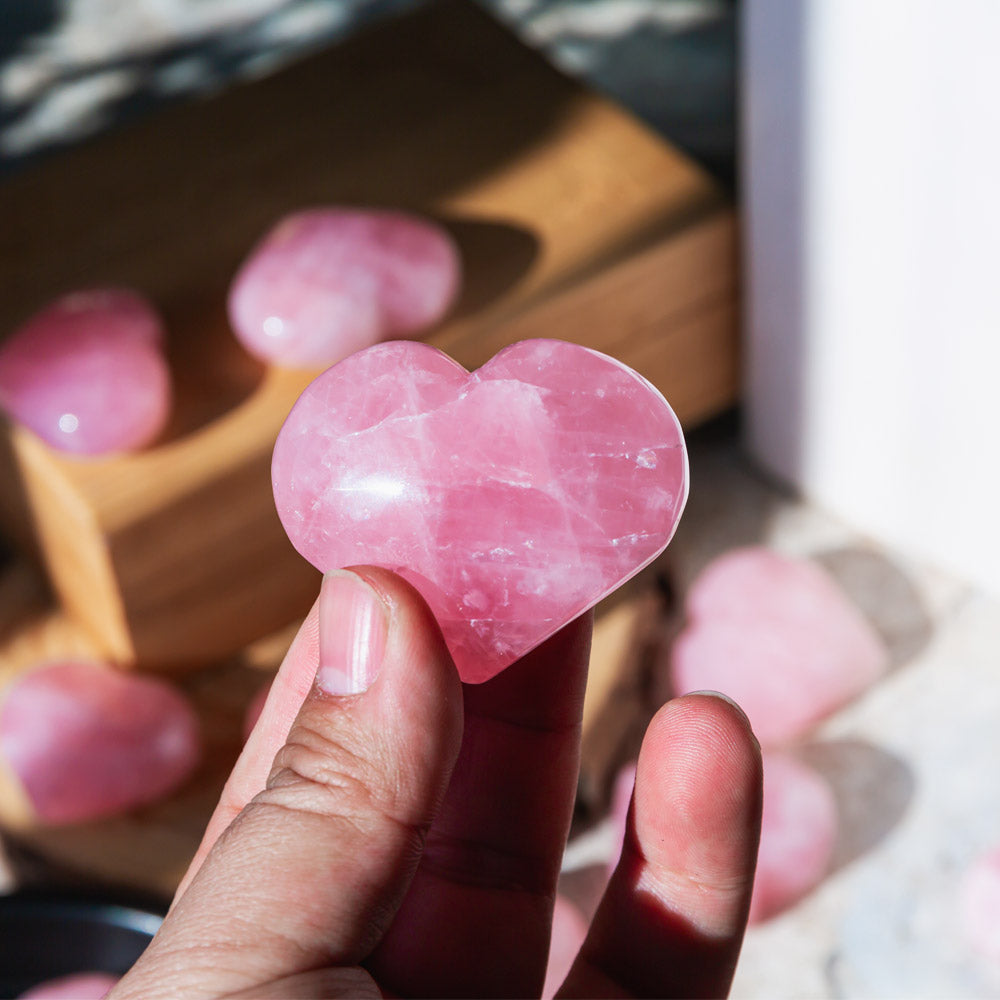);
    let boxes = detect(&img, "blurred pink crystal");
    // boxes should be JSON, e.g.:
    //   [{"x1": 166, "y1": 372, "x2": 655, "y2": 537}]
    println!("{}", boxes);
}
[
  {"x1": 748, "y1": 752, "x2": 838, "y2": 923},
  {"x1": 608, "y1": 761, "x2": 637, "y2": 872},
  {"x1": 18, "y1": 972, "x2": 119, "y2": 999},
  {"x1": 0, "y1": 661, "x2": 200, "y2": 824},
  {"x1": 243, "y1": 679, "x2": 272, "y2": 741},
  {"x1": 670, "y1": 547, "x2": 888, "y2": 744},
  {"x1": 543, "y1": 895, "x2": 588, "y2": 998},
  {"x1": 272, "y1": 339, "x2": 688, "y2": 683},
  {"x1": 228, "y1": 208, "x2": 461, "y2": 367},
  {"x1": 960, "y1": 846, "x2": 1000, "y2": 963},
  {"x1": 0, "y1": 289, "x2": 171, "y2": 456}
]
